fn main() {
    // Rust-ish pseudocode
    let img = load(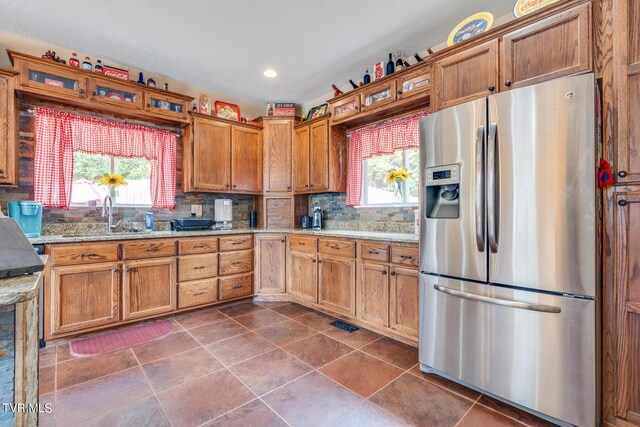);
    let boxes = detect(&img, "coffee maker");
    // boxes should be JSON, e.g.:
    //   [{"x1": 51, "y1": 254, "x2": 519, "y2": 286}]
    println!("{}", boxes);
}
[{"x1": 312, "y1": 204, "x2": 322, "y2": 230}]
